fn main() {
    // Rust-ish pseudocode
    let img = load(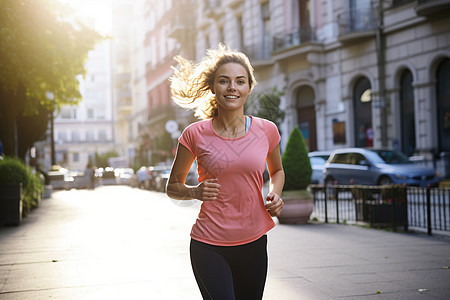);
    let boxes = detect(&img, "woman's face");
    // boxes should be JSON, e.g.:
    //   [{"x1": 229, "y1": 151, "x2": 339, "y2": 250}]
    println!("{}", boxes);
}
[{"x1": 211, "y1": 63, "x2": 251, "y2": 113}]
